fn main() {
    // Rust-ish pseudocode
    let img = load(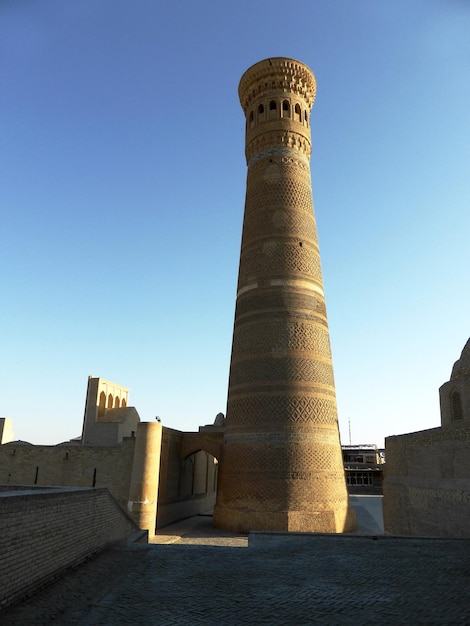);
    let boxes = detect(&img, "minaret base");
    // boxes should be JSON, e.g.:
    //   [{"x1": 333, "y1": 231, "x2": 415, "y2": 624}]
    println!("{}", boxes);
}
[{"x1": 213, "y1": 504, "x2": 356, "y2": 534}]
